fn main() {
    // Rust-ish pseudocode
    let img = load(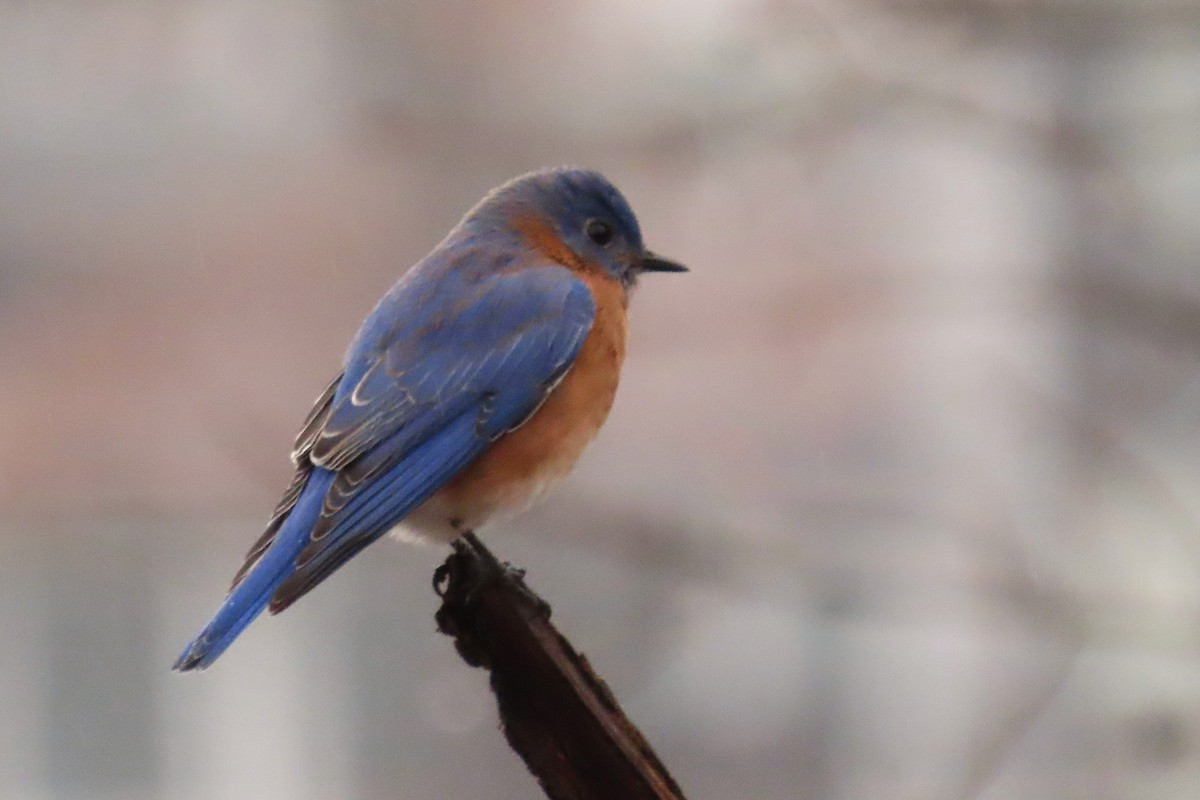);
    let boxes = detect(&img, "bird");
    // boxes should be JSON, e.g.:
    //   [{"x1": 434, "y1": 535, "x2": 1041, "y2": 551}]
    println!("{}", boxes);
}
[{"x1": 173, "y1": 167, "x2": 686, "y2": 671}]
